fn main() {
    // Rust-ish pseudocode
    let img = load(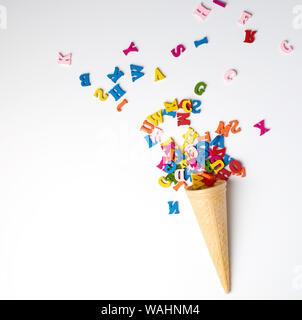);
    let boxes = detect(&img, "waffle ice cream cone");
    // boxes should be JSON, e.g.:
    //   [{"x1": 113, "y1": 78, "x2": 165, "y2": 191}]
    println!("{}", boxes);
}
[{"x1": 186, "y1": 180, "x2": 230, "y2": 293}]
